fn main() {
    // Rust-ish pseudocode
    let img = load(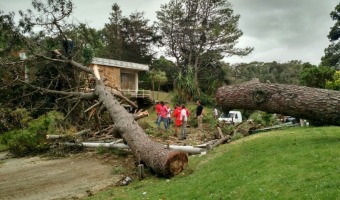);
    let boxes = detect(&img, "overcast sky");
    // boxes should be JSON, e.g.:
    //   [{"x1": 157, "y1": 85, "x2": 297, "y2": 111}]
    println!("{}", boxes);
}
[{"x1": 1, "y1": 0, "x2": 338, "y2": 65}]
